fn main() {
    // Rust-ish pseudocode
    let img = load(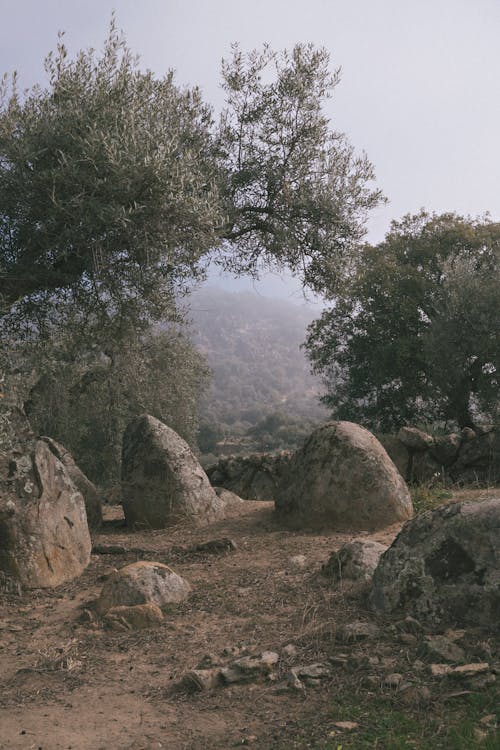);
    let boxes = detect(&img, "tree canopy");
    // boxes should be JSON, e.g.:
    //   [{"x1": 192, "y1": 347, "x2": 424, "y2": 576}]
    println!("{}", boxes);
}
[
  {"x1": 0, "y1": 24, "x2": 383, "y2": 330},
  {"x1": 0, "y1": 21, "x2": 221, "y2": 329},
  {"x1": 305, "y1": 212, "x2": 500, "y2": 430},
  {"x1": 217, "y1": 44, "x2": 384, "y2": 293}
]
